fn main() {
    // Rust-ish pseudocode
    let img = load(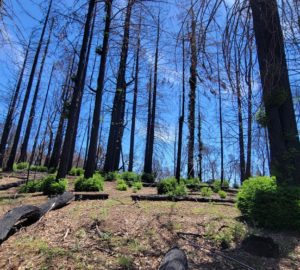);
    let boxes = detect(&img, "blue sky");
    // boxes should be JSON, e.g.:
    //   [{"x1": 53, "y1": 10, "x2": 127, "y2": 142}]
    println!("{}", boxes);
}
[{"x1": 2, "y1": 0, "x2": 295, "y2": 182}]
